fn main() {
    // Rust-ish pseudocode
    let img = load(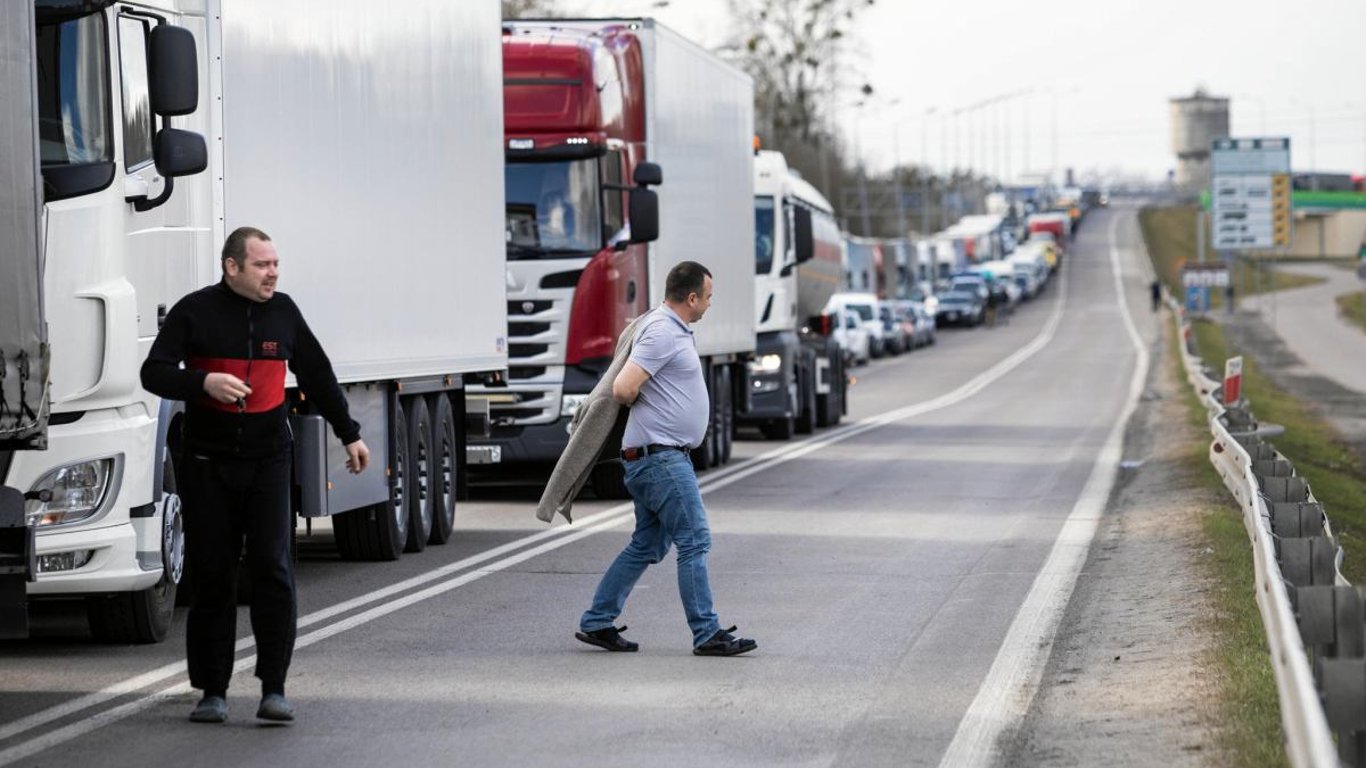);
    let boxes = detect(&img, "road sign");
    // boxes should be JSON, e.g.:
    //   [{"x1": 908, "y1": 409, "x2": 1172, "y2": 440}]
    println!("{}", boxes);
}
[
  {"x1": 1224, "y1": 356, "x2": 1243, "y2": 405},
  {"x1": 1181, "y1": 263, "x2": 1230, "y2": 288},
  {"x1": 1211, "y1": 137, "x2": 1291, "y2": 252}
]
